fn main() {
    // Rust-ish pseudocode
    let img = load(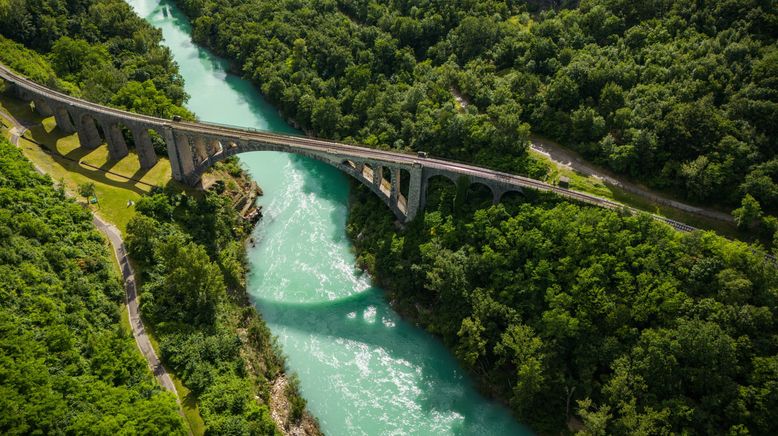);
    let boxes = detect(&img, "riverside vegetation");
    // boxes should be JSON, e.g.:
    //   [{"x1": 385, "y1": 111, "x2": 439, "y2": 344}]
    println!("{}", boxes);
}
[
  {"x1": 168, "y1": 0, "x2": 778, "y2": 433},
  {"x1": 0, "y1": 0, "x2": 317, "y2": 433},
  {"x1": 126, "y1": 188, "x2": 310, "y2": 434},
  {"x1": 0, "y1": 138, "x2": 186, "y2": 434}
]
